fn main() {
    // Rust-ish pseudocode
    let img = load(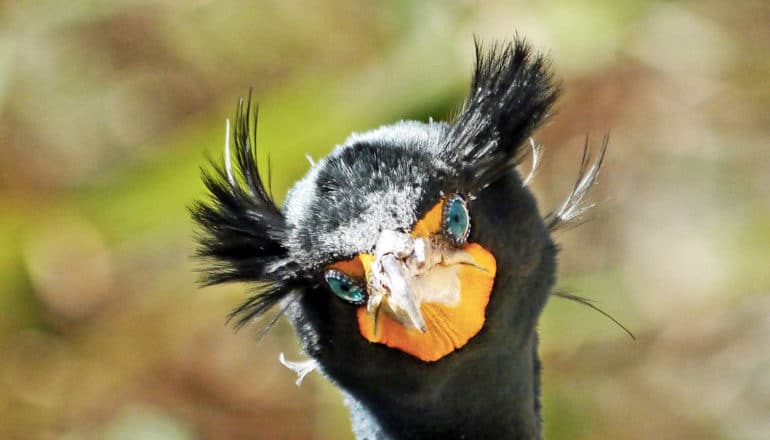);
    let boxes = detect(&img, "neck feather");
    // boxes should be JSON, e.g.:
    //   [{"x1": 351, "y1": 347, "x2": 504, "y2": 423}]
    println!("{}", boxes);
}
[{"x1": 343, "y1": 331, "x2": 542, "y2": 439}]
